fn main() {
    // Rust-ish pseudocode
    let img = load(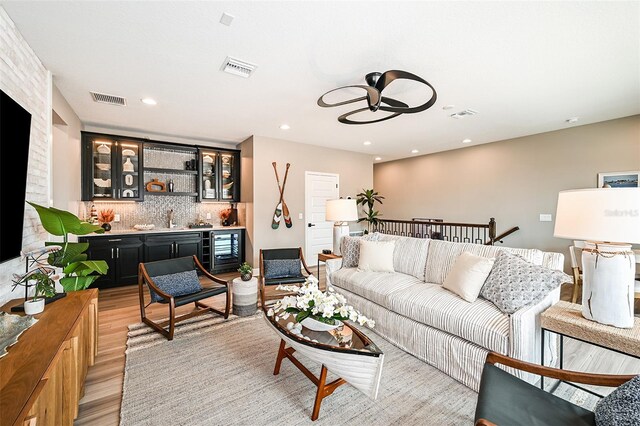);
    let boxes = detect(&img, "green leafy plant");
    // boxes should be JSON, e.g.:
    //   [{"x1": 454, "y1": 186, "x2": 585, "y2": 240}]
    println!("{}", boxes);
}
[
  {"x1": 30, "y1": 271, "x2": 56, "y2": 301},
  {"x1": 356, "y1": 189, "x2": 385, "y2": 232},
  {"x1": 237, "y1": 262, "x2": 252, "y2": 275},
  {"x1": 28, "y1": 202, "x2": 109, "y2": 292}
]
